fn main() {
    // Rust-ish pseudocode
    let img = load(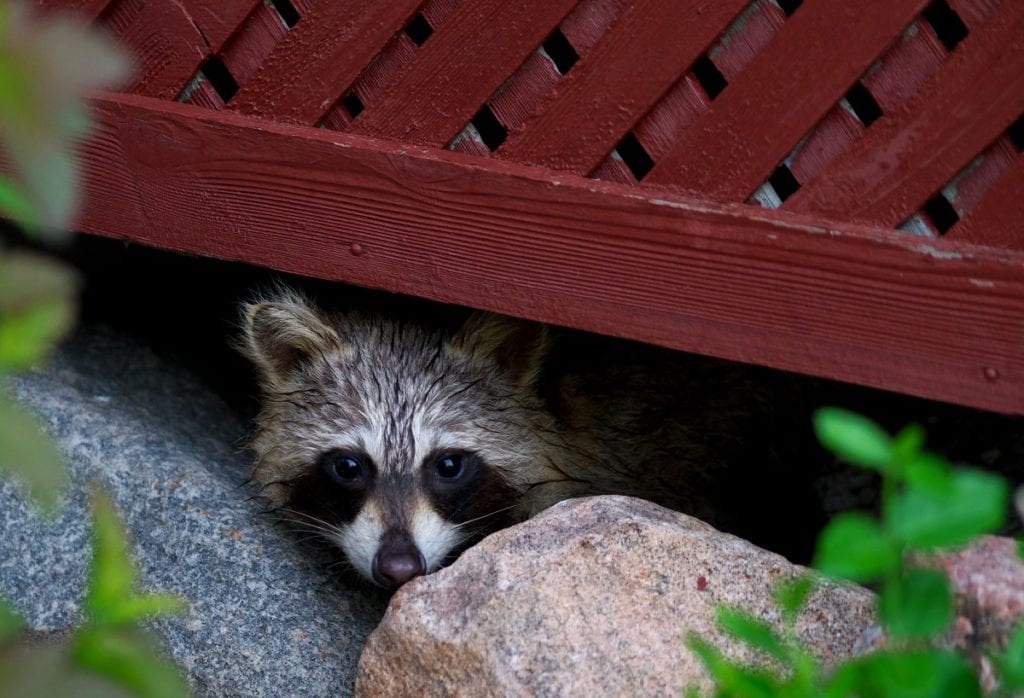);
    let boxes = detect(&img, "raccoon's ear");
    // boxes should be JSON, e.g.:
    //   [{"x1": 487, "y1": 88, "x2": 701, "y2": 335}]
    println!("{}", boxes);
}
[
  {"x1": 240, "y1": 295, "x2": 342, "y2": 385},
  {"x1": 448, "y1": 312, "x2": 549, "y2": 388}
]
